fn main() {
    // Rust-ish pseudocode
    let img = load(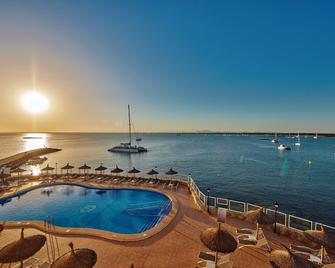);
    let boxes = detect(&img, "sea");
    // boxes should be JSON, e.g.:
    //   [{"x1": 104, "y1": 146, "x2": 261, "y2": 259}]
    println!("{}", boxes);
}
[{"x1": 0, "y1": 133, "x2": 334, "y2": 226}]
